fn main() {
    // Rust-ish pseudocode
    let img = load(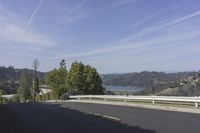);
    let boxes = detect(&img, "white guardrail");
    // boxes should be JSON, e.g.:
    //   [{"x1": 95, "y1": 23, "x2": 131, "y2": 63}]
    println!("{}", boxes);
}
[{"x1": 68, "y1": 95, "x2": 200, "y2": 108}]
